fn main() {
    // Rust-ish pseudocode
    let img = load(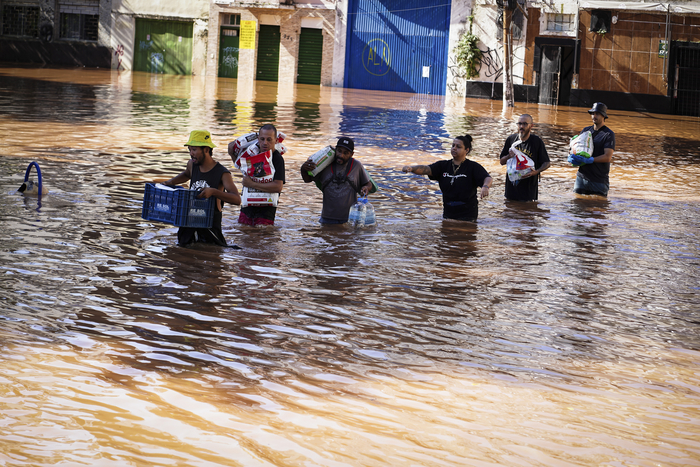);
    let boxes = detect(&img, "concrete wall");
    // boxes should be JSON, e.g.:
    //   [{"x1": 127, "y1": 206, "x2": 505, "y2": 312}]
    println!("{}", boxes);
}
[
  {"x1": 331, "y1": 0, "x2": 348, "y2": 87},
  {"x1": 0, "y1": 0, "x2": 111, "y2": 67},
  {"x1": 445, "y1": 0, "x2": 474, "y2": 97},
  {"x1": 112, "y1": 0, "x2": 209, "y2": 18},
  {"x1": 470, "y1": 1, "x2": 504, "y2": 83}
]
